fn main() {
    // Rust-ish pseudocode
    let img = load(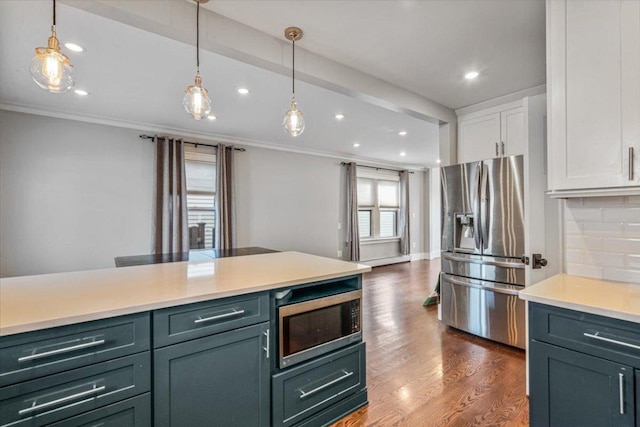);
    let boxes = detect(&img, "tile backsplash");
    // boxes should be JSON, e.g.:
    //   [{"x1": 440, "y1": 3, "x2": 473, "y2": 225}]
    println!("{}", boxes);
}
[{"x1": 565, "y1": 196, "x2": 640, "y2": 284}]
